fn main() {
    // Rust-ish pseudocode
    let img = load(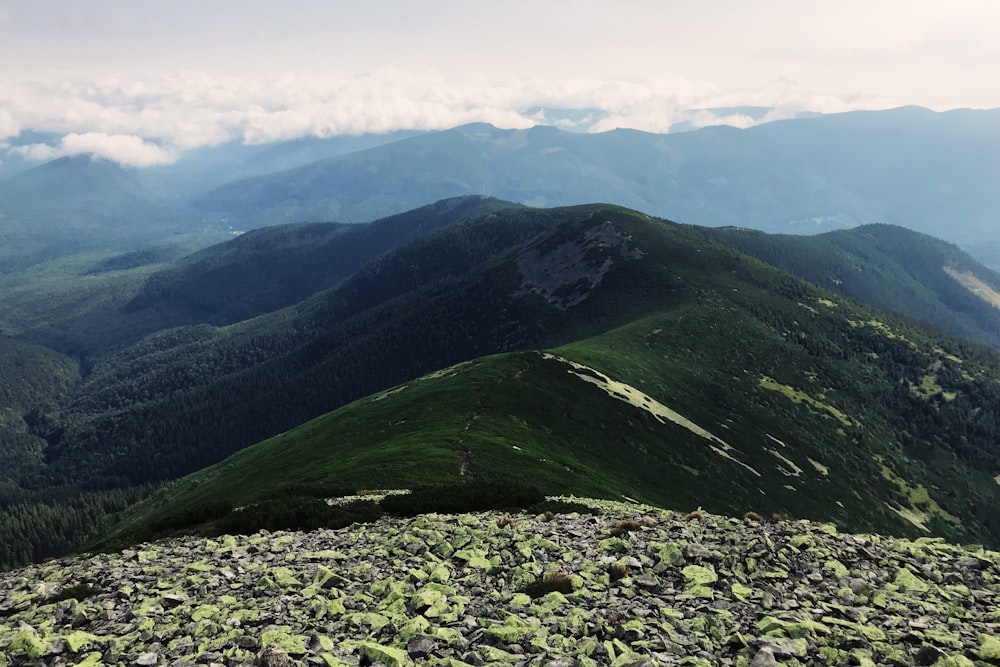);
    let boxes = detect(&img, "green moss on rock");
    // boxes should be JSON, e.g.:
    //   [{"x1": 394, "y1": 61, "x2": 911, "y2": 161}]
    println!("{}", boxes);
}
[
  {"x1": 358, "y1": 641, "x2": 412, "y2": 667},
  {"x1": 892, "y1": 566, "x2": 930, "y2": 594},
  {"x1": 8, "y1": 629, "x2": 47, "y2": 659},
  {"x1": 260, "y1": 627, "x2": 309, "y2": 655},
  {"x1": 976, "y1": 635, "x2": 1000, "y2": 661}
]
